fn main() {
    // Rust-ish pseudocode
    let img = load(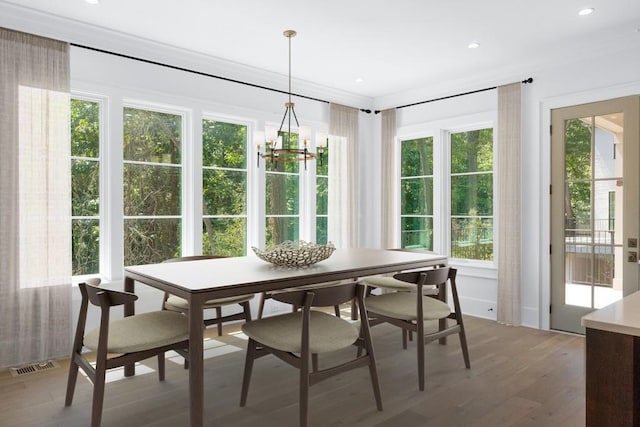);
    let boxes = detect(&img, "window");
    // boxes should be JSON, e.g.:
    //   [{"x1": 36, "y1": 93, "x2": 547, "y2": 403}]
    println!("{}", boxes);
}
[
  {"x1": 123, "y1": 106, "x2": 183, "y2": 266},
  {"x1": 397, "y1": 121, "x2": 494, "y2": 263},
  {"x1": 400, "y1": 137, "x2": 434, "y2": 250},
  {"x1": 450, "y1": 128, "x2": 494, "y2": 261},
  {"x1": 71, "y1": 98, "x2": 100, "y2": 275},
  {"x1": 68, "y1": 91, "x2": 327, "y2": 278},
  {"x1": 202, "y1": 119, "x2": 247, "y2": 256},
  {"x1": 265, "y1": 131, "x2": 300, "y2": 247}
]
